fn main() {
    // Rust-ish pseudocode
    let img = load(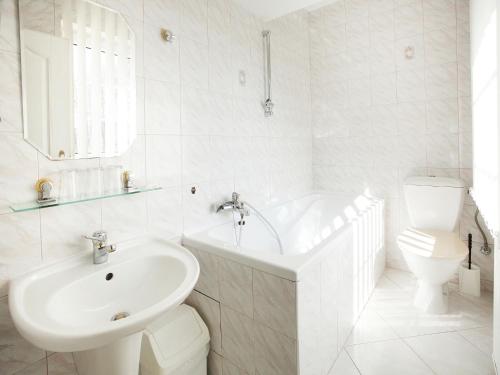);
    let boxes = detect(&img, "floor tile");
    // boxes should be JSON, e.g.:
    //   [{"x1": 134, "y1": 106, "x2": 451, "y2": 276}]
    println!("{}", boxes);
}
[
  {"x1": 347, "y1": 269, "x2": 494, "y2": 375},
  {"x1": 328, "y1": 350, "x2": 360, "y2": 375},
  {"x1": 346, "y1": 310, "x2": 398, "y2": 345},
  {"x1": 11, "y1": 357, "x2": 46, "y2": 375},
  {"x1": 370, "y1": 284, "x2": 492, "y2": 338},
  {"x1": 458, "y1": 327, "x2": 493, "y2": 356},
  {"x1": 346, "y1": 339, "x2": 433, "y2": 375},
  {"x1": 47, "y1": 353, "x2": 77, "y2": 375},
  {"x1": 404, "y1": 332, "x2": 495, "y2": 375},
  {"x1": 383, "y1": 268, "x2": 417, "y2": 290}
]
